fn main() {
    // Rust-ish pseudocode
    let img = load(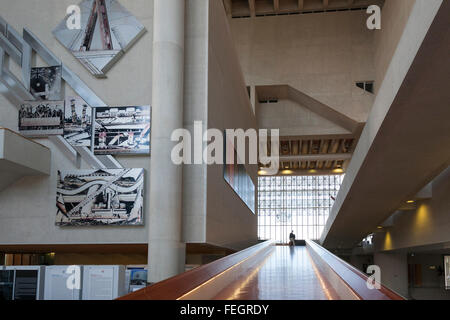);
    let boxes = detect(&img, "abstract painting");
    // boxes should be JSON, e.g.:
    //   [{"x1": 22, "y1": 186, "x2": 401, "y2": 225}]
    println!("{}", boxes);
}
[{"x1": 223, "y1": 138, "x2": 256, "y2": 214}]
